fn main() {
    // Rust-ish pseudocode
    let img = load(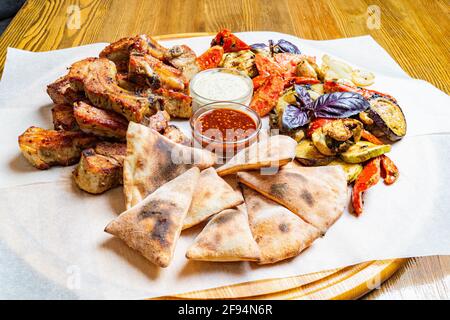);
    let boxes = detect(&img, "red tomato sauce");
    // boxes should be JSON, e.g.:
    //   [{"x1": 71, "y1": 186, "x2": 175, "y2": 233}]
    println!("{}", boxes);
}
[{"x1": 195, "y1": 108, "x2": 256, "y2": 142}]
